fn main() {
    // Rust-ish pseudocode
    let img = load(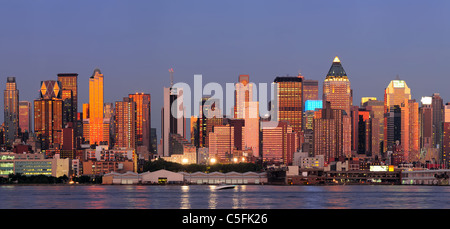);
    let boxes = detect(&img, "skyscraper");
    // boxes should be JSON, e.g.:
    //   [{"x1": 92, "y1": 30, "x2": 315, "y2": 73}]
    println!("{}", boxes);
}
[
  {"x1": 89, "y1": 68, "x2": 105, "y2": 145},
  {"x1": 208, "y1": 124, "x2": 237, "y2": 163},
  {"x1": 313, "y1": 101, "x2": 346, "y2": 163},
  {"x1": 384, "y1": 77, "x2": 411, "y2": 109},
  {"x1": 234, "y1": 75, "x2": 260, "y2": 157},
  {"x1": 18, "y1": 101, "x2": 32, "y2": 134},
  {"x1": 384, "y1": 77, "x2": 412, "y2": 151},
  {"x1": 160, "y1": 86, "x2": 185, "y2": 157},
  {"x1": 303, "y1": 79, "x2": 319, "y2": 101},
  {"x1": 401, "y1": 99, "x2": 419, "y2": 162},
  {"x1": 261, "y1": 121, "x2": 297, "y2": 165},
  {"x1": 323, "y1": 56, "x2": 352, "y2": 116},
  {"x1": 4, "y1": 77, "x2": 19, "y2": 145},
  {"x1": 128, "y1": 93, "x2": 151, "y2": 151},
  {"x1": 322, "y1": 56, "x2": 352, "y2": 157},
  {"x1": 34, "y1": 80, "x2": 63, "y2": 150},
  {"x1": 442, "y1": 103, "x2": 450, "y2": 168},
  {"x1": 432, "y1": 93, "x2": 444, "y2": 150},
  {"x1": 273, "y1": 75, "x2": 303, "y2": 133},
  {"x1": 362, "y1": 99, "x2": 385, "y2": 157},
  {"x1": 57, "y1": 73, "x2": 78, "y2": 124},
  {"x1": 420, "y1": 97, "x2": 433, "y2": 150},
  {"x1": 115, "y1": 97, "x2": 137, "y2": 149}
]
